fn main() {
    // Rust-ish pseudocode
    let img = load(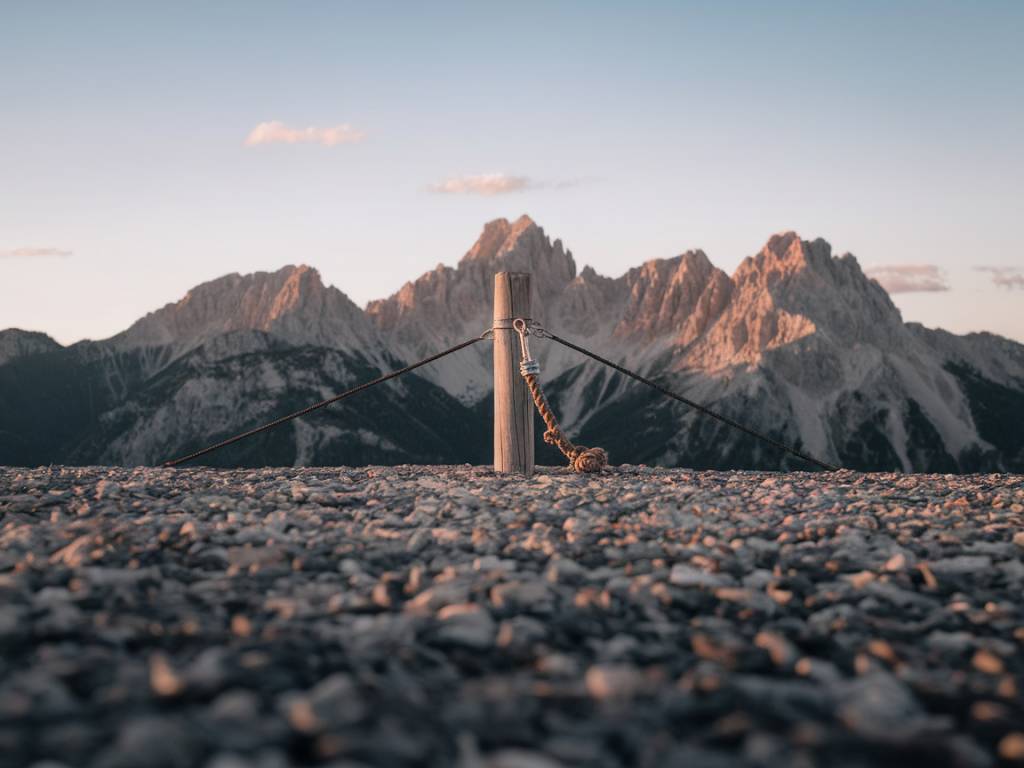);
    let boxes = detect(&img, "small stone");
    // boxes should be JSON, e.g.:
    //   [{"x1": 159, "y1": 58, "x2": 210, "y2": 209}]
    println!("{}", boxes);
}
[
  {"x1": 495, "y1": 616, "x2": 547, "y2": 650},
  {"x1": 405, "y1": 582, "x2": 470, "y2": 613},
  {"x1": 435, "y1": 605, "x2": 496, "y2": 649},
  {"x1": 103, "y1": 716, "x2": 196, "y2": 768},
  {"x1": 536, "y1": 653, "x2": 581, "y2": 678},
  {"x1": 204, "y1": 754, "x2": 254, "y2": 768},
  {"x1": 149, "y1": 653, "x2": 185, "y2": 697},
  {"x1": 999, "y1": 733, "x2": 1024, "y2": 761},
  {"x1": 754, "y1": 631, "x2": 799, "y2": 668},
  {"x1": 485, "y1": 749, "x2": 565, "y2": 768},
  {"x1": 544, "y1": 558, "x2": 584, "y2": 584},
  {"x1": 230, "y1": 615, "x2": 252, "y2": 638},
  {"x1": 585, "y1": 664, "x2": 643, "y2": 700},
  {"x1": 846, "y1": 571, "x2": 875, "y2": 589},
  {"x1": 837, "y1": 671, "x2": 924, "y2": 738},
  {"x1": 929, "y1": 555, "x2": 992, "y2": 577},
  {"x1": 669, "y1": 564, "x2": 731, "y2": 588},
  {"x1": 282, "y1": 673, "x2": 365, "y2": 734},
  {"x1": 883, "y1": 552, "x2": 910, "y2": 571},
  {"x1": 972, "y1": 649, "x2": 1005, "y2": 675},
  {"x1": 490, "y1": 581, "x2": 553, "y2": 613}
]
